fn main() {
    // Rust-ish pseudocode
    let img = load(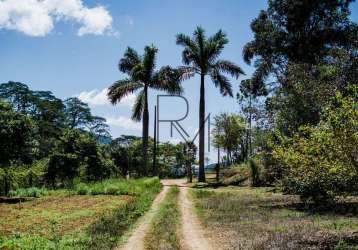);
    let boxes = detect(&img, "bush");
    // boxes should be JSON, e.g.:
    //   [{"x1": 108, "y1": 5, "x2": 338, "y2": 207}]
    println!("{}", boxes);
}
[
  {"x1": 84, "y1": 177, "x2": 162, "y2": 249},
  {"x1": 0, "y1": 159, "x2": 47, "y2": 195},
  {"x1": 74, "y1": 177, "x2": 161, "y2": 196},
  {"x1": 249, "y1": 159, "x2": 262, "y2": 187},
  {"x1": 222, "y1": 163, "x2": 250, "y2": 186},
  {"x1": 274, "y1": 91, "x2": 358, "y2": 203},
  {"x1": 8, "y1": 187, "x2": 48, "y2": 198}
]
